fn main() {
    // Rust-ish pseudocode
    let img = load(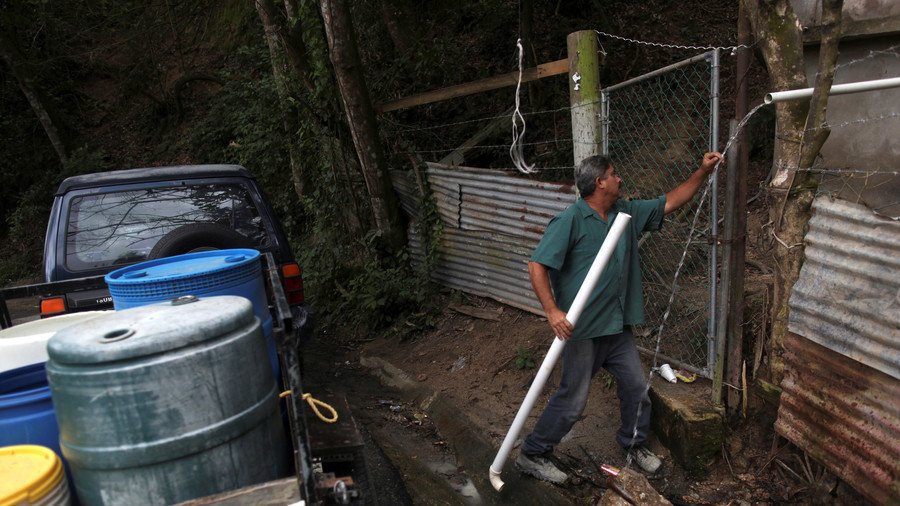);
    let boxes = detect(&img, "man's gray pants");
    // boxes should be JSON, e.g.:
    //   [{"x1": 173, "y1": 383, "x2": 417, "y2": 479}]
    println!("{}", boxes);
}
[{"x1": 520, "y1": 327, "x2": 651, "y2": 455}]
